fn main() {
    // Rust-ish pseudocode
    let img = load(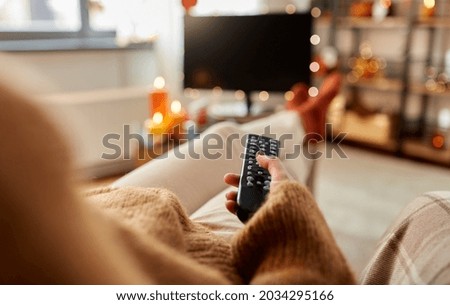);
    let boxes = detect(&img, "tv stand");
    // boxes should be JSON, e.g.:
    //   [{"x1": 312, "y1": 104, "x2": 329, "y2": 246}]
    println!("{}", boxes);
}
[
  {"x1": 244, "y1": 91, "x2": 253, "y2": 116},
  {"x1": 207, "y1": 91, "x2": 275, "y2": 121}
]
